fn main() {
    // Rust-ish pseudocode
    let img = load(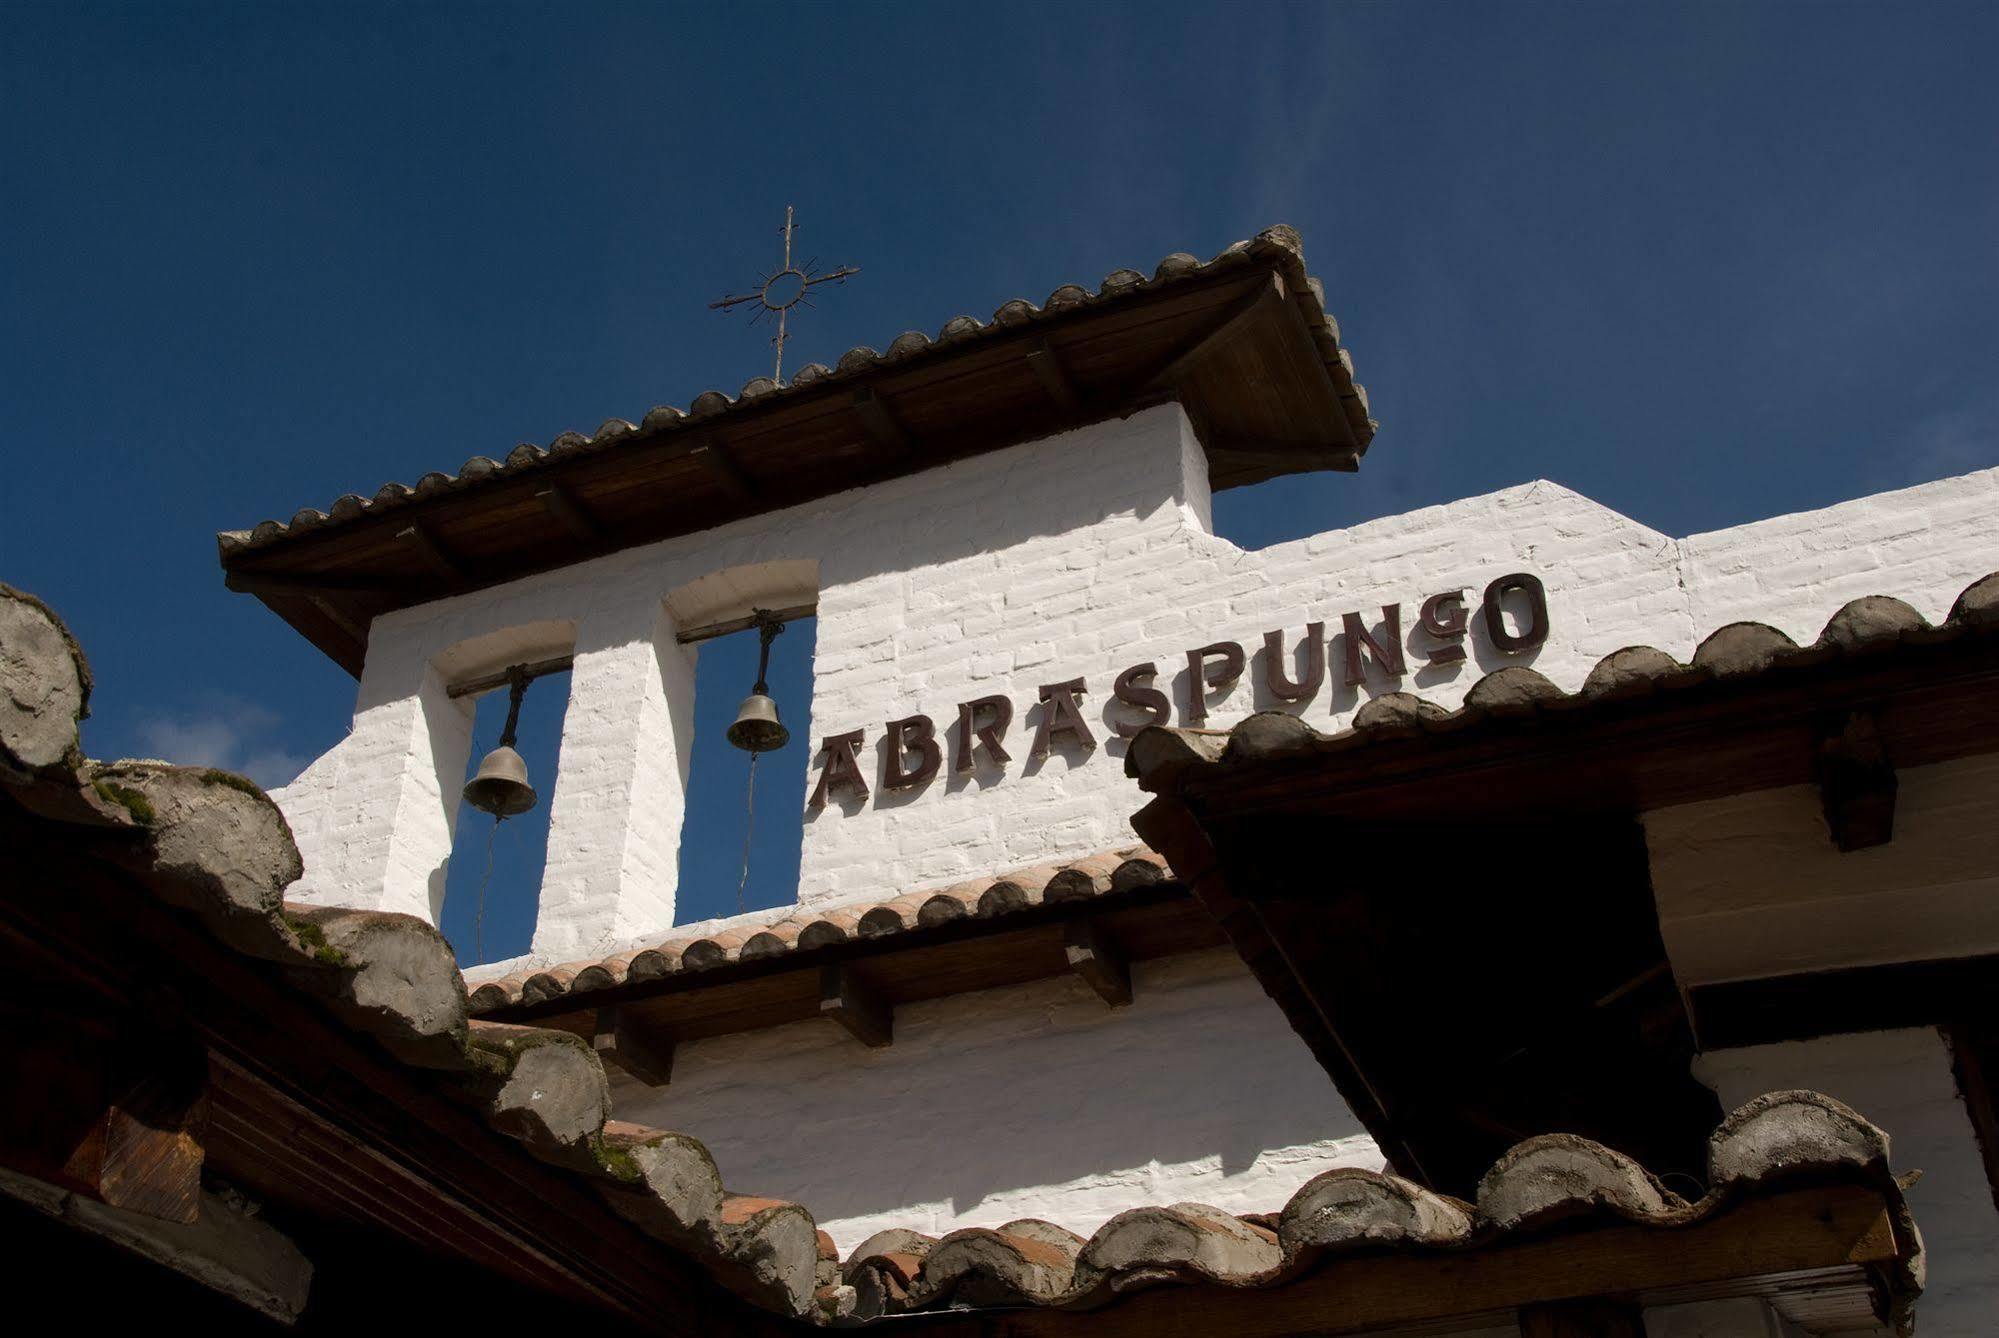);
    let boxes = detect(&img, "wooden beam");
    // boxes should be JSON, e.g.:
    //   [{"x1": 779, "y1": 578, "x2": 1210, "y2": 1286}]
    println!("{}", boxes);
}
[
  {"x1": 1518, "y1": 1298, "x2": 1644, "y2": 1338},
  {"x1": 1130, "y1": 272, "x2": 1284, "y2": 398},
  {"x1": 0, "y1": 1024, "x2": 208, "y2": 1225},
  {"x1": 398, "y1": 523, "x2": 467, "y2": 584},
  {"x1": 819, "y1": 965, "x2": 892, "y2": 1048},
  {"x1": 1025, "y1": 339, "x2": 1082, "y2": 413},
  {"x1": 1263, "y1": 270, "x2": 1365, "y2": 451},
  {"x1": 1947, "y1": 1016, "x2": 1999, "y2": 1215},
  {"x1": 895, "y1": 1184, "x2": 1905, "y2": 1338},
  {"x1": 852, "y1": 388, "x2": 912, "y2": 460},
  {"x1": 535, "y1": 485, "x2": 603, "y2": 543},
  {"x1": 673, "y1": 602, "x2": 817, "y2": 646},
  {"x1": 692, "y1": 440, "x2": 755, "y2": 503},
  {"x1": 1207, "y1": 441, "x2": 1360, "y2": 474},
  {"x1": 591, "y1": 1007, "x2": 674, "y2": 1087},
  {"x1": 1064, "y1": 919, "x2": 1132, "y2": 1007},
  {"x1": 444, "y1": 654, "x2": 576, "y2": 700},
  {"x1": 1817, "y1": 709, "x2": 1896, "y2": 851},
  {"x1": 1690, "y1": 952, "x2": 1999, "y2": 1050},
  {"x1": 223, "y1": 569, "x2": 402, "y2": 598},
  {"x1": 306, "y1": 595, "x2": 369, "y2": 644}
]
